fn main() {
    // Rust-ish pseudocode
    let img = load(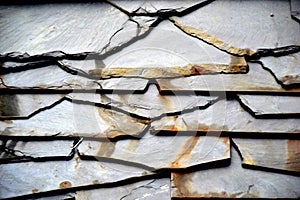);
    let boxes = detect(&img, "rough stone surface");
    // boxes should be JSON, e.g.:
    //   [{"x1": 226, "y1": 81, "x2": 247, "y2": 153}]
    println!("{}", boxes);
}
[
  {"x1": 233, "y1": 138, "x2": 300, "y2": 173},
  {"x1": 171, "y1": 148, "x2": 300, "y2": 198},
  {"x1": 259, "y1": 52, "x2": 300, "y2": 85},
  {"x1": 75, "y1": 178, "x2": 170, "y2": 200},
  {"x1": 0, "y1": 155, "x2": 153, "y2": 199},
  {"x1": 152, "y1": 99, "x2": 300, "y2": 135},
  {"x1": 238, "y1": 95, "x2": 300, "y2": 116},
  {"x1": 0, "y1": 99, "x2": 149, "y2": 138},
  {"x1": 78, "y1": 134, "x2": 230, "y2": 170}
]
